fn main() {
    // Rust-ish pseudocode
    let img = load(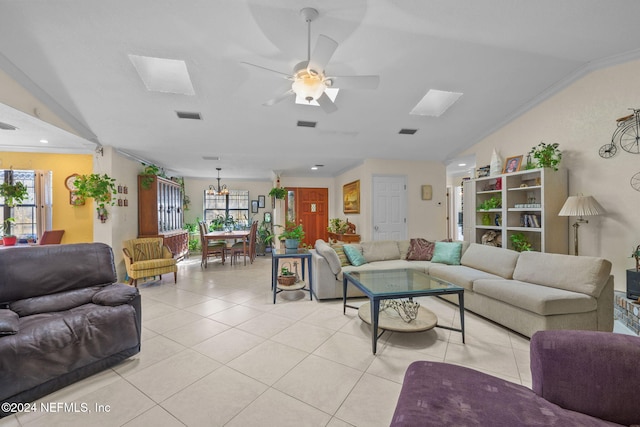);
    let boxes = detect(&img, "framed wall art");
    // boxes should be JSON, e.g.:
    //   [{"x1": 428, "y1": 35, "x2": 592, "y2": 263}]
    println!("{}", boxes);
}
[
  {"x1": 503, "y1": 155, "x2": 523, "y2": 173},
  {"x1": 258, "y1": 195, "x2": 265, "y2": 208},
  {"x1": 251, "y1": 200, "x2": 258, "y2": 213},
  {"x1": 343, "y1": 180, "x2": 360, "y2": 214}
]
